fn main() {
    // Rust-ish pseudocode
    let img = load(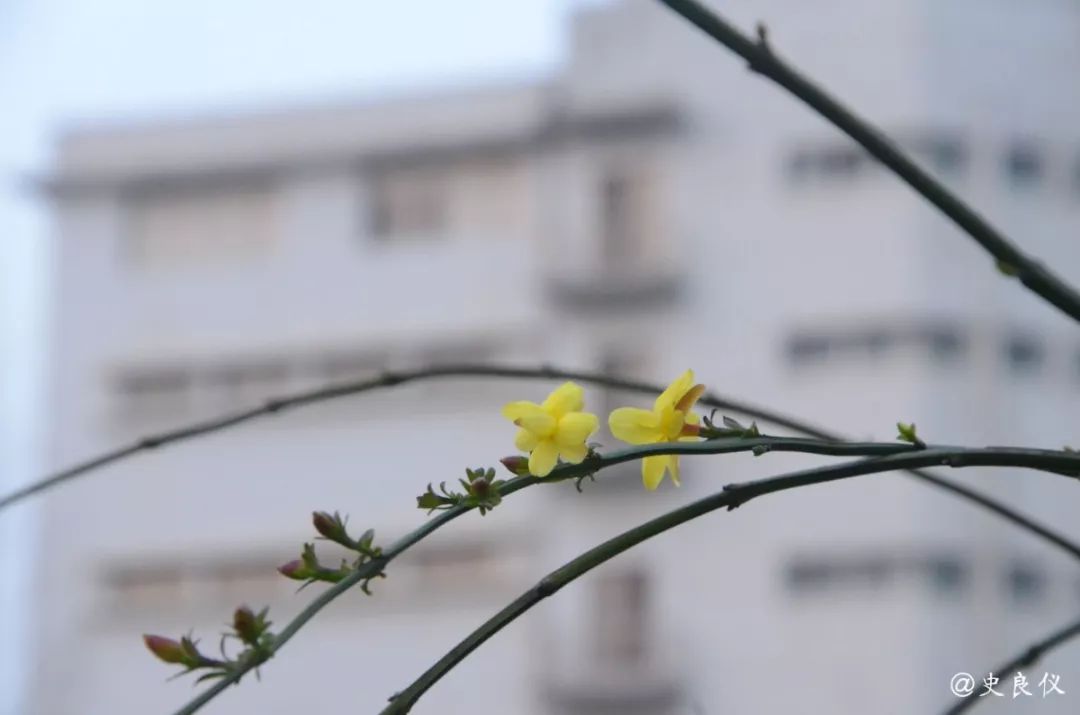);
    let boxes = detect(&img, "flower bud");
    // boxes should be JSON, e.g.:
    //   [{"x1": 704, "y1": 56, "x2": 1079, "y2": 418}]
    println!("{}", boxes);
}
[
  {"x1": 233, "y1": 606, "x2": 256, "y2": 641},
  {"x1": 277, "y1": 559, "x2": 312, "y2": 581},
  {"x1": 498, "y1": 456, "x2": 530, "y2": 476},
  {"x1": 312, "y1": 511, "x2": 340, "y2": 539},
  {"x1": 232, "y1": 605, "x2": 271, "y2": 647},
  {"x1": 469, "y1": 477, "x2": 491, "y2": 498},
  {"x1": 143, "y1": 635, "x2": 188, "y2": 665}
]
